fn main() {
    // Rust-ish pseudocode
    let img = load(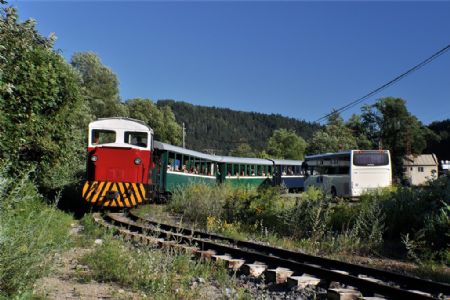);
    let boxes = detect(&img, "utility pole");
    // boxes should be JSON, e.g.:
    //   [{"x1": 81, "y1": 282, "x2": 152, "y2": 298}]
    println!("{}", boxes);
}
[
  {"x1": 182, "y1": 122, "x2": 186, "y2": 148},
  {"x1": 406, "y1": 126, "x2": 412, "y2": 155}
]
